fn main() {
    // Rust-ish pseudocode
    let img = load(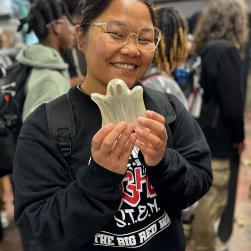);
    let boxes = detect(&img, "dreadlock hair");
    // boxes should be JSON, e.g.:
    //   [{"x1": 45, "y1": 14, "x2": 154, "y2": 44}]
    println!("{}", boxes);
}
[
  {"x1": 18, "y1": 0, "x2": 72, "y2": 41},
  {"x1": 154, "y1": 7, "x2": 188, "y2": 76},
  {"x1": 62, "y1": 0, "x2": 81, "y2": 16}
]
